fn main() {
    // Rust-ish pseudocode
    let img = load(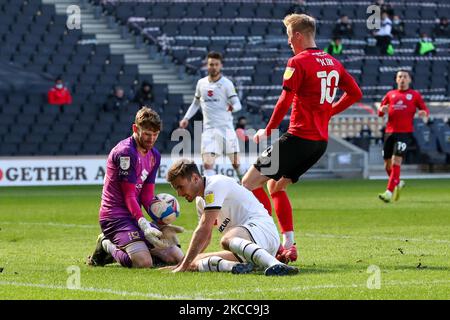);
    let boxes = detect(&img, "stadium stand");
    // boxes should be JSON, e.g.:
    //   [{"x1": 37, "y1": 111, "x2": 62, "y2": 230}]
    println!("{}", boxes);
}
[{"x1": 0, "y1": 0, "x2": 449, "y2": 164}]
